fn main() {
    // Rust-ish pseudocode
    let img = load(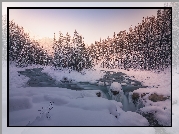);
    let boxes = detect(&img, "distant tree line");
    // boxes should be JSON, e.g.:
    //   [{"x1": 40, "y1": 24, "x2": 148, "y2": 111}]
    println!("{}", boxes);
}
[
  {"x1": 8, "y1": 8, "x2": 172, "y2": 72},
  {"x1": 88, "y1": 9, "x2": 172, "y2": 71},
  {"x1": 9, "y1": 20, "x2": 52, "y2": 67},
  {"x1": 8, "y1": 21, "x2": 93, "y2": 71}
]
